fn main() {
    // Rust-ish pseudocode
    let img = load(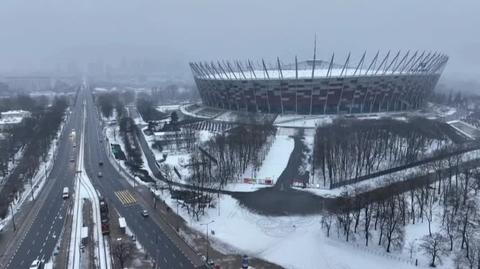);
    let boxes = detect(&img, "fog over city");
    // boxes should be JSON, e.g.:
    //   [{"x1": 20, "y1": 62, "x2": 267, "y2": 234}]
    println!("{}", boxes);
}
[
  {"x1": 1, "y1": 0, "x2": 479, "y2": 82},
  {"x1": 3, "y1": 1, "x2": 480, "y2": 269}
]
